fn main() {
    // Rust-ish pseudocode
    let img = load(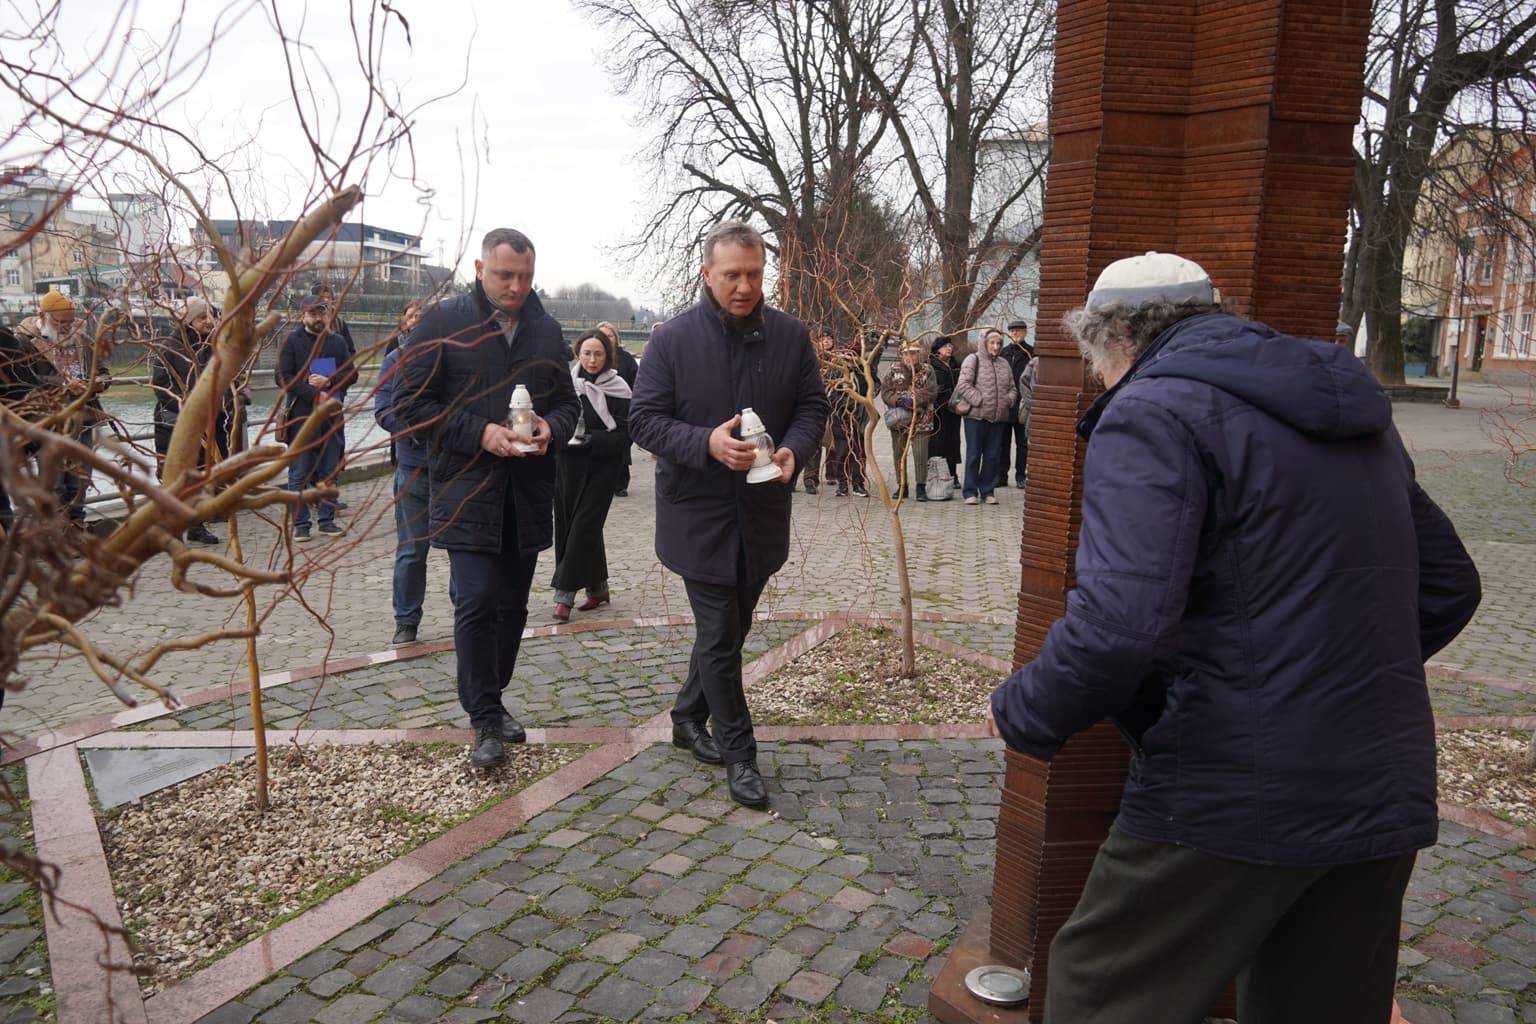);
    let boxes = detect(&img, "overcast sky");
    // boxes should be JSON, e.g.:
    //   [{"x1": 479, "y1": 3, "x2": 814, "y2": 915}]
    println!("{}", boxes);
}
[{"x1": 4, "y1": 0, "x2": 668, "y2": 306}]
